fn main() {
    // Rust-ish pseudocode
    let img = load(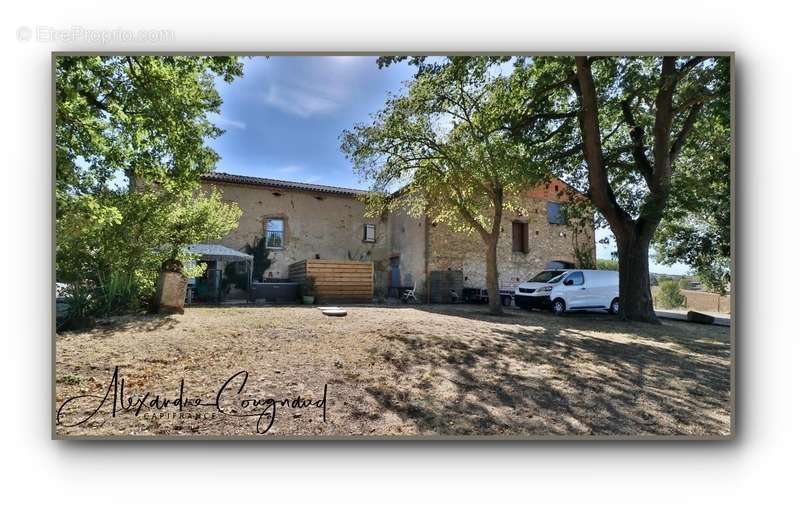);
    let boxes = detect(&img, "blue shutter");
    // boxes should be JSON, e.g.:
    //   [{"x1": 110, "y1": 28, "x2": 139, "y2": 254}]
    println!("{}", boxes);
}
[{"x1": 547, "y1": 202, "x2": 564, "y2": 225}]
